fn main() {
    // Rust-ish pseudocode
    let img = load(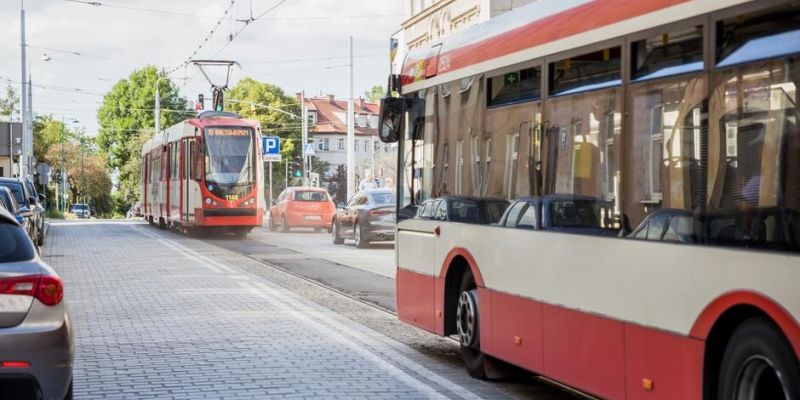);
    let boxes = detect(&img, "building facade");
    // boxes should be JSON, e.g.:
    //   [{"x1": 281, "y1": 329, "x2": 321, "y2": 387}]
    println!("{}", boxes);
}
[
  {"x1": 302, "y1": 95, "x2": 397, "y2": 184},
  {"x1": 0, "y1": 122, "x2": 23, "y2": 178},
  {"x1": 392, "y1": 0, "x2": 538, "y2": 74}
]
